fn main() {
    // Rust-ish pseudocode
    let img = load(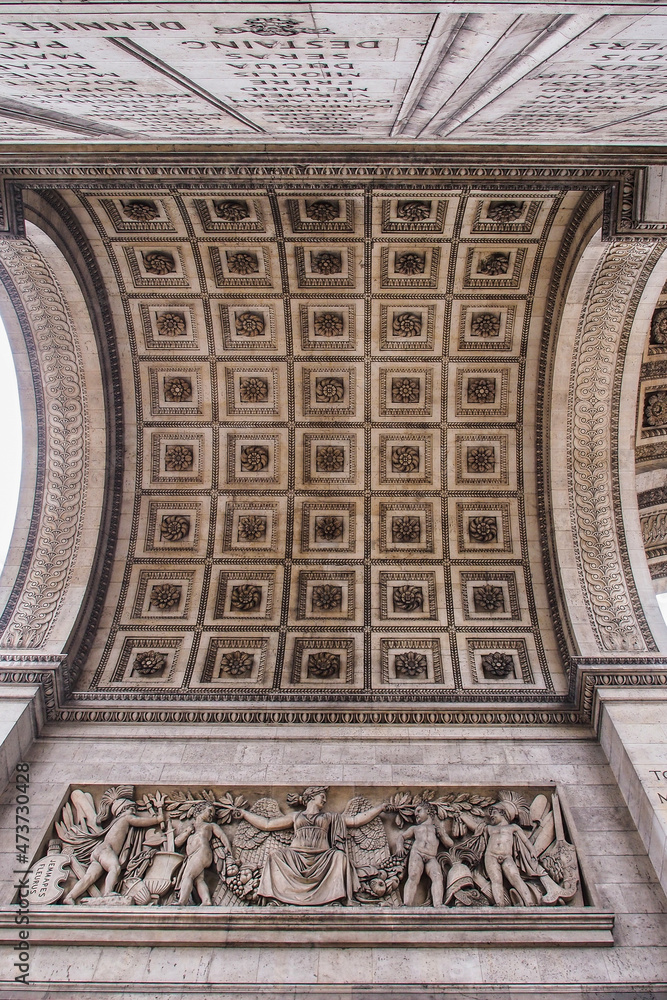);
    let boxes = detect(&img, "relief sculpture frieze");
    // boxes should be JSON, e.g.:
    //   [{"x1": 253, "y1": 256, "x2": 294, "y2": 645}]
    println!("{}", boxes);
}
[{"x1": 28, "y1": 784, "x2": 581, "y2": 910}]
